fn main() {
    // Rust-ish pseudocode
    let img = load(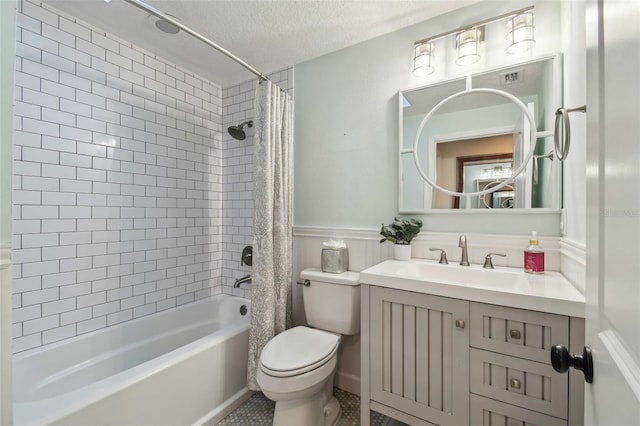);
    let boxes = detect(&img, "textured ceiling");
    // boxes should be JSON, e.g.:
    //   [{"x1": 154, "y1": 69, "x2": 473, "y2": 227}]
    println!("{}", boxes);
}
[{"x1": 43, "y1": 0, "x2": 478, "y2": 87}]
